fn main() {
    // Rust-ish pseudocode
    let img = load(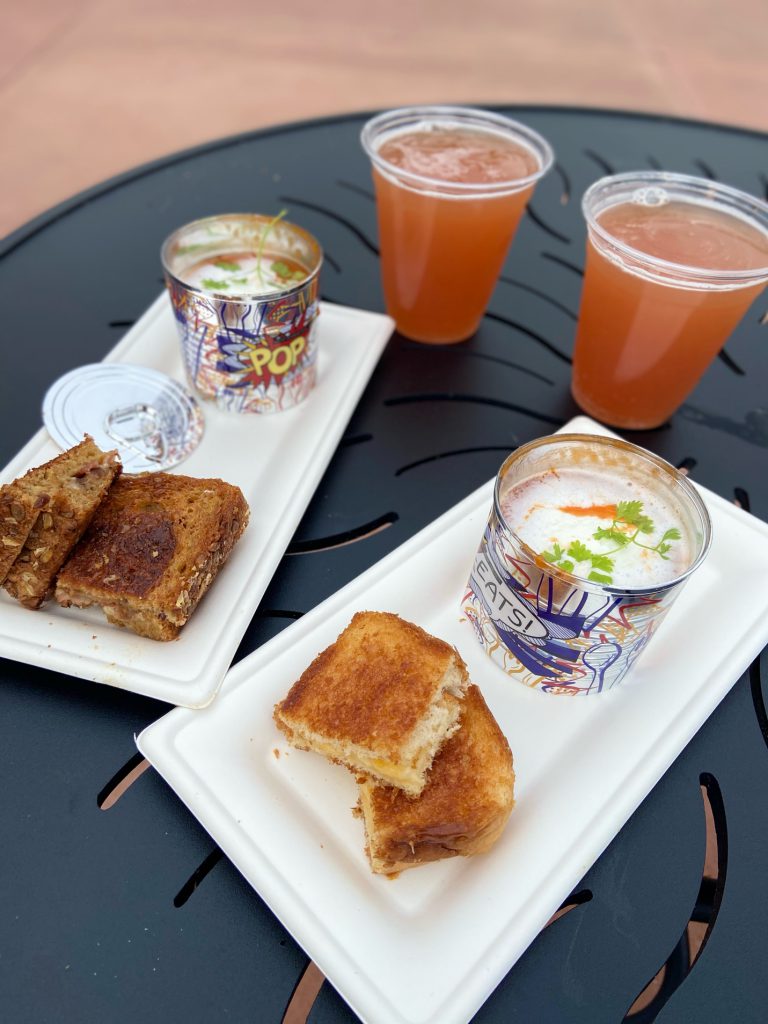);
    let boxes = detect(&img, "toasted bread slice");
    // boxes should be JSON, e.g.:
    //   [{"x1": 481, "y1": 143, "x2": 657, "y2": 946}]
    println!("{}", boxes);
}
[
  {"x1": 55, "y1": 472, "x2": 249, "y2": 640},
  {"x1": 4, "y1": 437, "x2": 121, "y2": 608},
  {"x1": 273, "y1": 612, "x2": 469, "y2": 796},
  {"x1": 356, "y1": 684, "x2": 515, "y2": 875},
  {"x1": 0, "y1": 480, "x2": 50, "y2": 585},
  {"x1": 0, "y1": 438, "x2": 113, "y2": 584}
]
